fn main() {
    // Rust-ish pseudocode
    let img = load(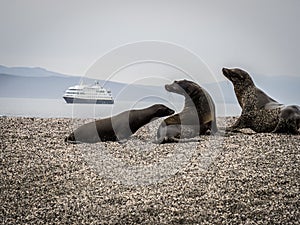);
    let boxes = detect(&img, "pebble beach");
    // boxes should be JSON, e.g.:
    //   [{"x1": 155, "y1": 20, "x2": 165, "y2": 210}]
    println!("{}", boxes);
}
[{"x1": 1, "y1": 116, "x2": 299, "y2": 224}]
